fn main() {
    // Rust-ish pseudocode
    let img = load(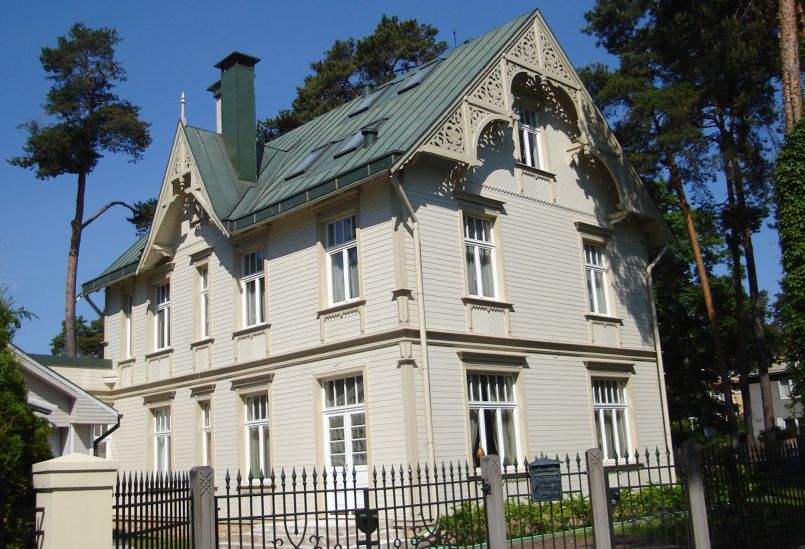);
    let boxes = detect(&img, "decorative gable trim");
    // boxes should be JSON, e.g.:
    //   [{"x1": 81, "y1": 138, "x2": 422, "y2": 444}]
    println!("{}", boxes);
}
[{"x1": 138, "y1": 123, "x2": 229, "y2": 274}]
